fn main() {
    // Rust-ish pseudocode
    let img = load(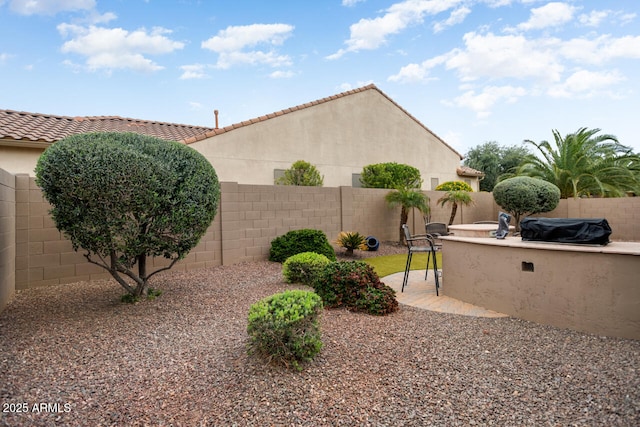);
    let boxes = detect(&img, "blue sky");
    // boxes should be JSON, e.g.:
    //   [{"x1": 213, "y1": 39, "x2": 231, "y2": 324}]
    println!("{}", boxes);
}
[{"x1": 1, "y1": 0, "x2": 639, "y2": 156}]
